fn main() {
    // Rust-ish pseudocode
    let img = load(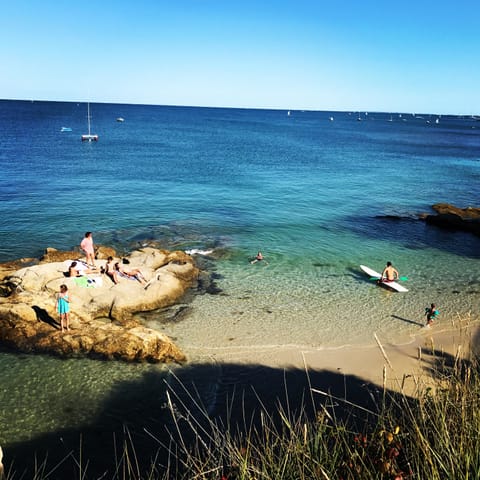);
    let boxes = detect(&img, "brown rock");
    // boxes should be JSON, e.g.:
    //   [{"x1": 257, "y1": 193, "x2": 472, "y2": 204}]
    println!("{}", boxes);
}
[
  {"x1": 431, "y1": 203, "x2": 480, "y2": 219},
  {"x1": 39, "y1": 245, "x2": 118, "y2": 263},
  {"x1": 40, "y1": 248, "x2": 79, "y2": 263},
  {"x1": 0, "y1": 258, "x2": 38, "y2": 283},
  {"x1": 0, "y1": 247, "x2": 197, "y2": 363},
  {"x1": 424, "y1": 203, "x2": 480, "y2": 236},
  {"x1": 95, "y1": 245, "x2": 117, "y2": 260}
]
